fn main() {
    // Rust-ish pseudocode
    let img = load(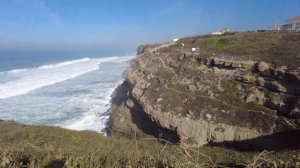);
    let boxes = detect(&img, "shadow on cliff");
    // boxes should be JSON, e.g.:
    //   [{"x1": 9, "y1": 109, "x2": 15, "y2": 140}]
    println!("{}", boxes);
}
[
  {"x1": 110, "y1": 81, "x2": 133, "y2": 106},
  {"x1": 110, "y1": 82, "x2": 300, "y2": 151},
  {"x1": 129, "y1": 99, "x2": 180, "y2": 144},
  {"x1": 209, "y1": 129, "x2": 300, "y2": 152},
  {"x1": 110, "y1": 81, "x2": 180, "y2": 144}
]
